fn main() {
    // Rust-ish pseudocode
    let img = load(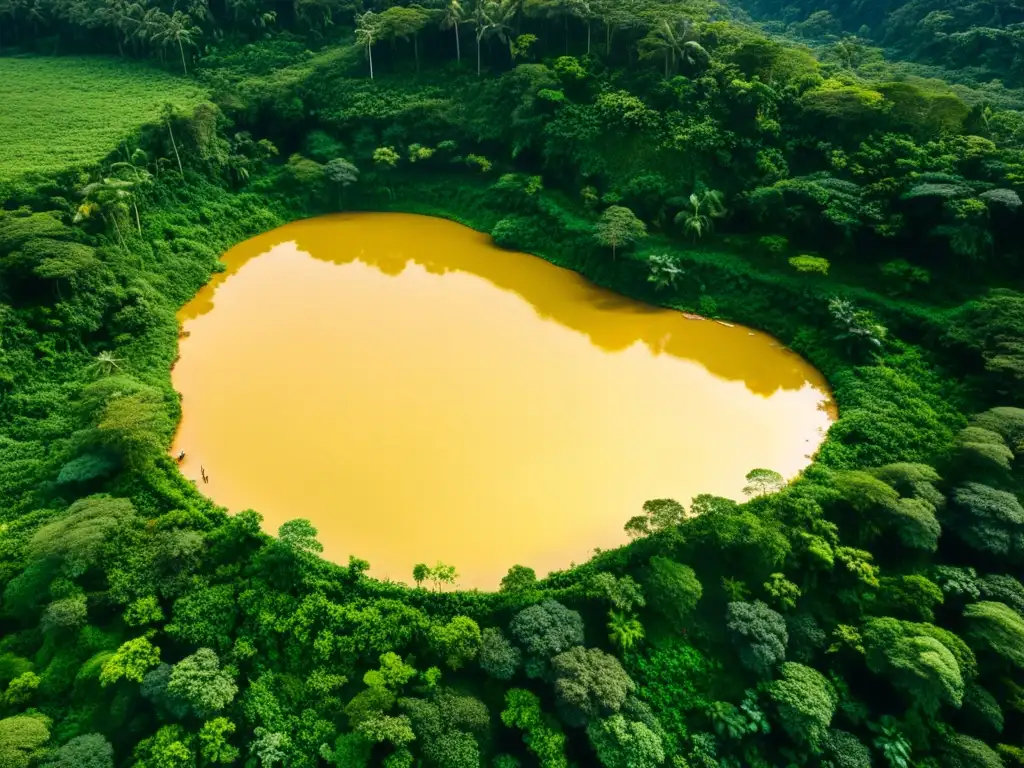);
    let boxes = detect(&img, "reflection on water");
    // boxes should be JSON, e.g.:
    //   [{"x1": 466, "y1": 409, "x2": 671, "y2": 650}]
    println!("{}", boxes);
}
[{"x1": 171, "y1": 213, "x2": 834, "y2": 588}]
